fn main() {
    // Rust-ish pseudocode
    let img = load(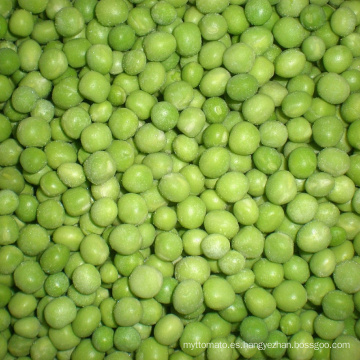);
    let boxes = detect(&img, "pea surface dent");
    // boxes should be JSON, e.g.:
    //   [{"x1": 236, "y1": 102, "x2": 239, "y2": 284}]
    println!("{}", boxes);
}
[{"x1": 1, "y1": 0, "x2": 360, "y2": 359}]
